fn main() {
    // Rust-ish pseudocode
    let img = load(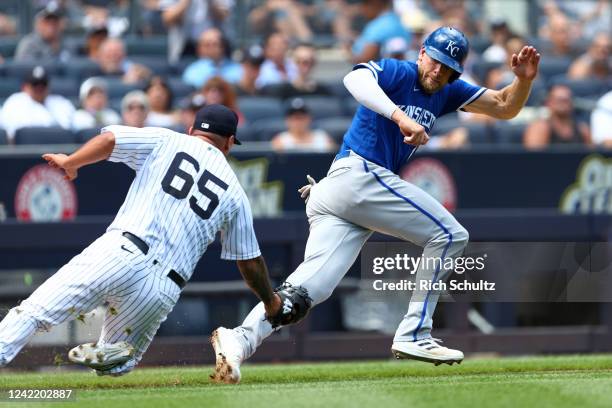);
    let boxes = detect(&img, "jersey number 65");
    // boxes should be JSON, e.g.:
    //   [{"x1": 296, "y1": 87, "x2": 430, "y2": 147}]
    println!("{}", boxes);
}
[{"x1": 161, "y1": 151, "x2": 229, "y2": 220}]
